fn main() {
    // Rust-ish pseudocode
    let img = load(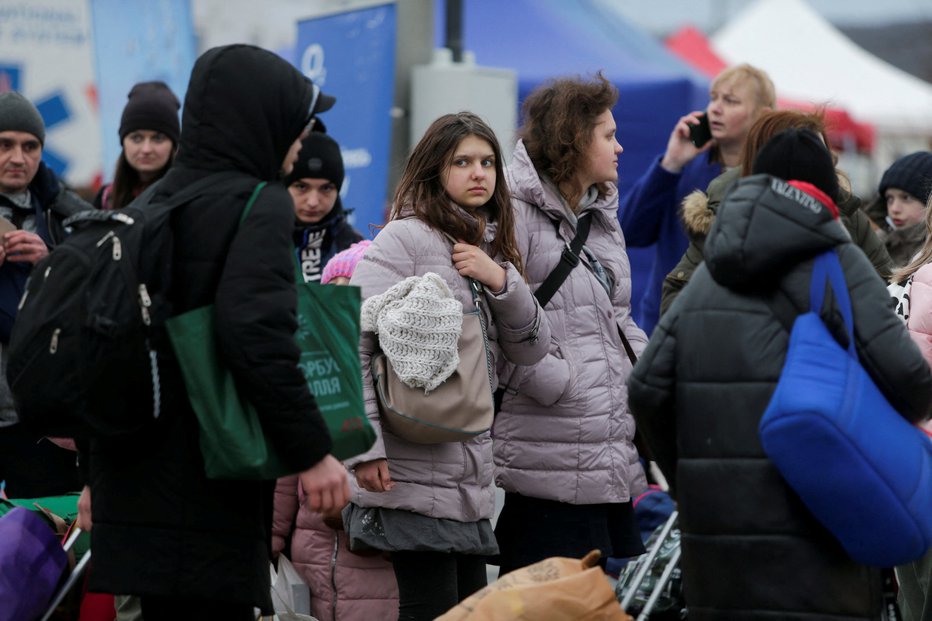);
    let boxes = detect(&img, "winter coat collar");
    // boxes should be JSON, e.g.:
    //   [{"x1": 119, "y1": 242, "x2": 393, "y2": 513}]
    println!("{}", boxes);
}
[
  {"x1": 393, "y1": 200, "x2": 498, "y2": 246},
  {"x1": 508, "y1": 140, "x2": 617, "y2": 226}
]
